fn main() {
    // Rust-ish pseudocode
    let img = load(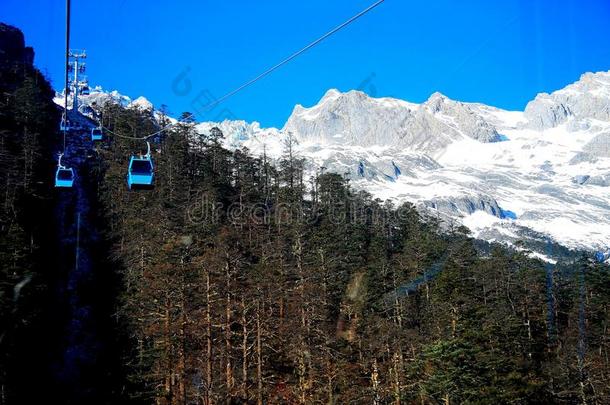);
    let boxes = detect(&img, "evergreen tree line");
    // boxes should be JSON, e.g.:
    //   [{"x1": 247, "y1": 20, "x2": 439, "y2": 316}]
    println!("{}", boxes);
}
[{"x1": 97, "y1": 103, "x2": 609, "y2": 405}]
